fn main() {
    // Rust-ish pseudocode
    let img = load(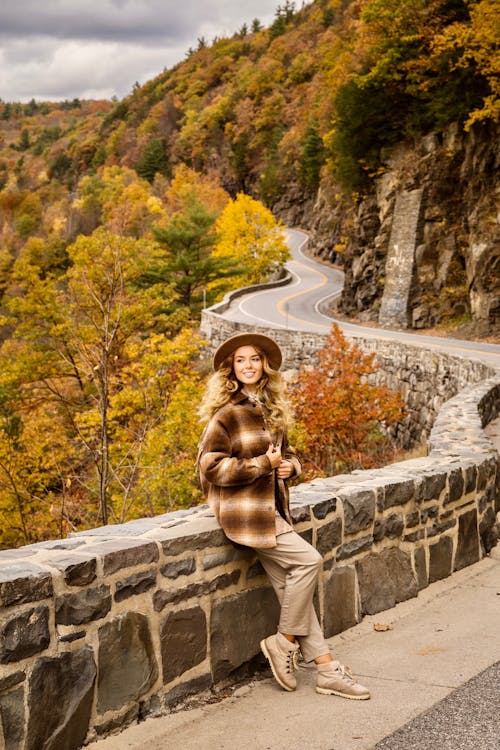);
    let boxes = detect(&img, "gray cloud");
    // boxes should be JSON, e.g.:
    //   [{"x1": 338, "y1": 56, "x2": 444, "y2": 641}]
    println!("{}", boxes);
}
[{"x1": 0, "y1": 0, "x2": 281, "y2": 101}]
